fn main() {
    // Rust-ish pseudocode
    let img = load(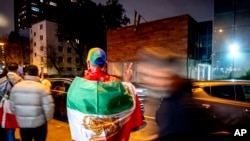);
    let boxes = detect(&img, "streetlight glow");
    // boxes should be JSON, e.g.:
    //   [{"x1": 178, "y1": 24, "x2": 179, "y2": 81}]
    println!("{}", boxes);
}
[{"x1": 230, "y1": 43, "x2": 239, "y2": 57}]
